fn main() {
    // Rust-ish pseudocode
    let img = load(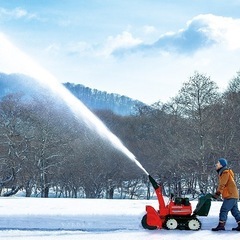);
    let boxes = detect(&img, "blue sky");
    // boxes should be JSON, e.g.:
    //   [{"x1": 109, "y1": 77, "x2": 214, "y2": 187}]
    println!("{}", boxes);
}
[{"x1": 1, "y1": 0, "x2": 240, "y2": 104}]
